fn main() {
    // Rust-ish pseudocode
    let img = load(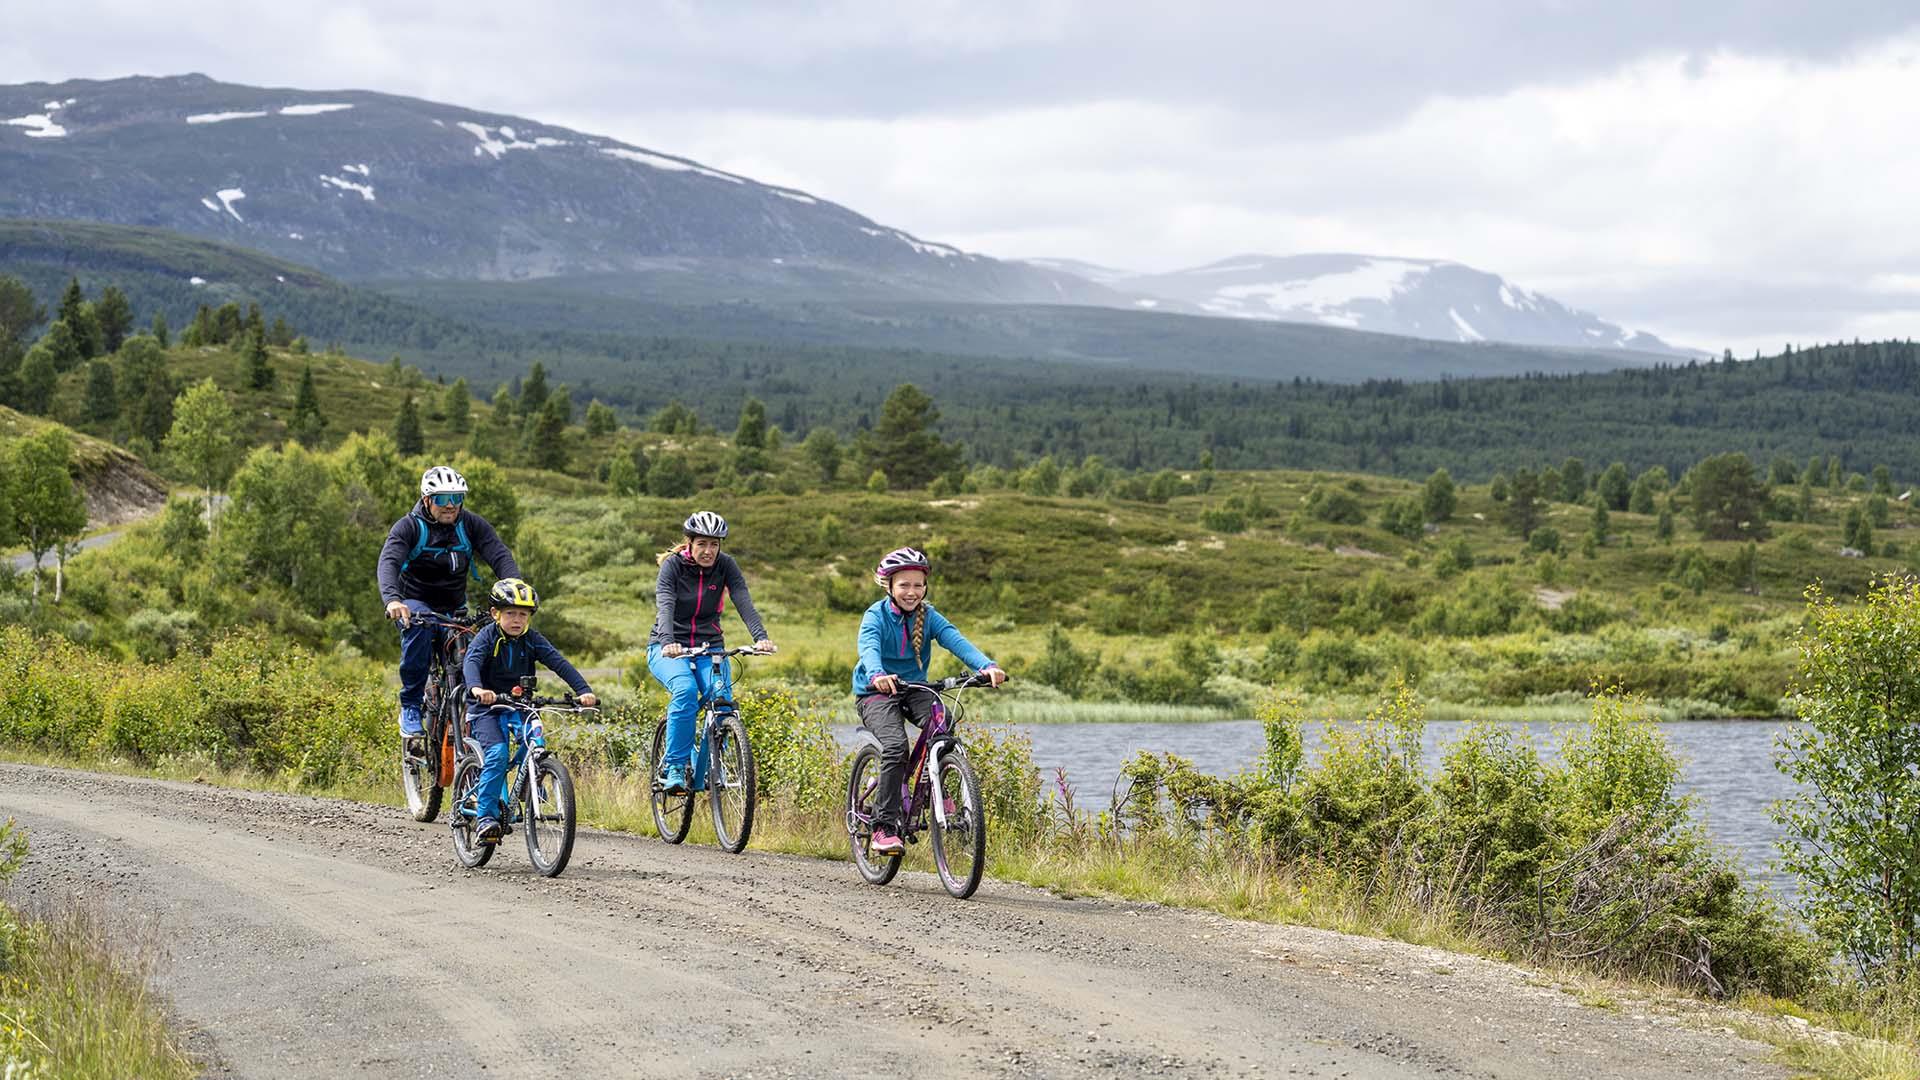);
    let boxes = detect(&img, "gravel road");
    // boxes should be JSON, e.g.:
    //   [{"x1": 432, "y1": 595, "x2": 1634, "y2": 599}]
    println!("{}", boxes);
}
[{"x1": 0, "y1": 763, "x2": 1788, "y2": 1079}]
